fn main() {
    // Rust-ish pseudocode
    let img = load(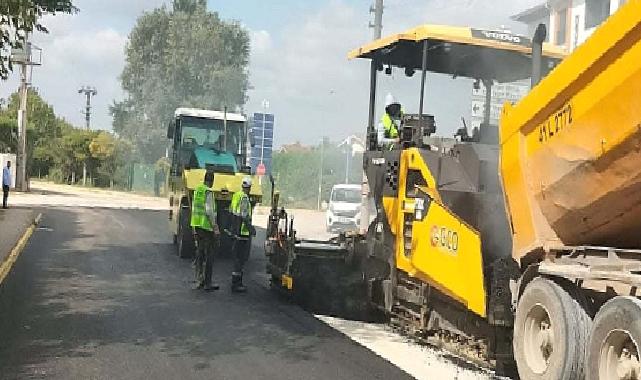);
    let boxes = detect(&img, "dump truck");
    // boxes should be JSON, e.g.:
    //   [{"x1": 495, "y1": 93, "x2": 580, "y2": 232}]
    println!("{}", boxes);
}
[
  {"x1": 266, "y1": 2, "x2": 641, "y2": 379},
  {"x1": 167, "y1": 108, "x2": 261, "y2": 258}
]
